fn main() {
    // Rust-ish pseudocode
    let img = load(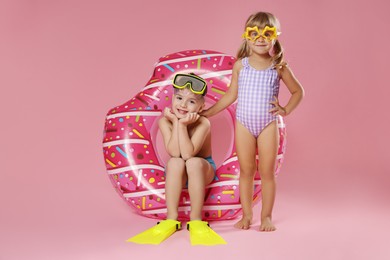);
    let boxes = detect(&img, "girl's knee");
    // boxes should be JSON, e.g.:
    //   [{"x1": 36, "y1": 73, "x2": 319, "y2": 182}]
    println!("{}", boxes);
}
[
  {"x1": 240, "y1": 164, "x2": 257, "y2": 178},
  {"x1": 260, "y1": 172, "x2": 276, "y2": 181},
  {"x1": 258, "y1": 163, "x2": 276, "y2": 180}
]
